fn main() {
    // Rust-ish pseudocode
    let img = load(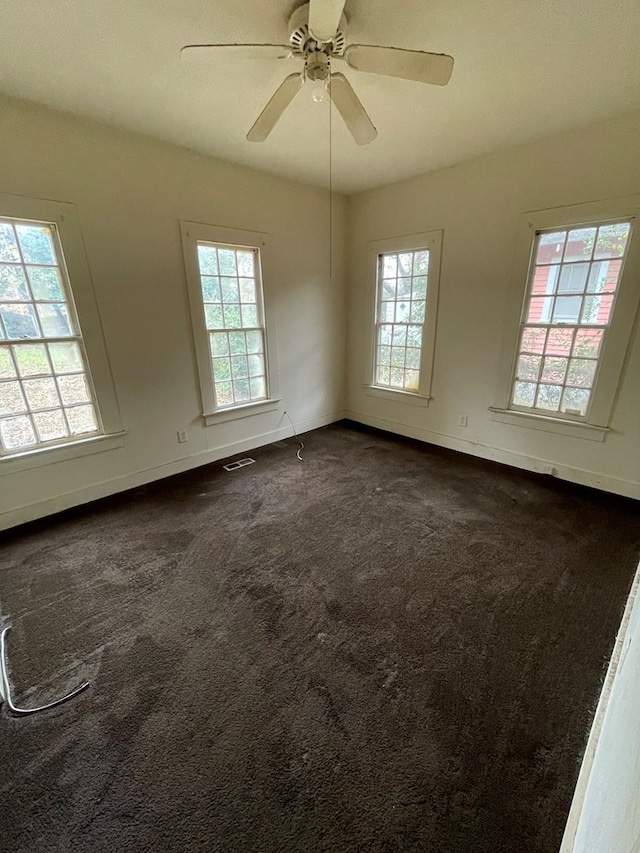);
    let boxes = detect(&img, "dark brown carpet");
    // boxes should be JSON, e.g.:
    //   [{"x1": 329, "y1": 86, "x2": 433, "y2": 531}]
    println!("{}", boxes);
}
[{"x1": 1, "y1": 422, "x2": 638, "y2": 853}]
